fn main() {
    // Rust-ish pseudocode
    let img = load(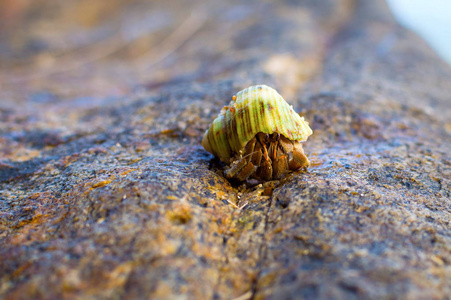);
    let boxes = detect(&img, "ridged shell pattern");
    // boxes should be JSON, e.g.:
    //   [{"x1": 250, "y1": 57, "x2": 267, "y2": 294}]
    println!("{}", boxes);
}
[{"x1": 203, "y1": 85, "x2": 313, "y2": 163}]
